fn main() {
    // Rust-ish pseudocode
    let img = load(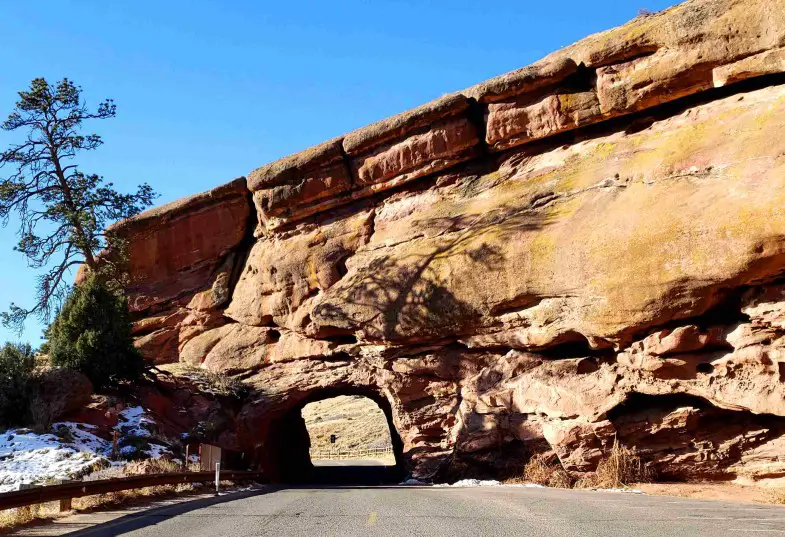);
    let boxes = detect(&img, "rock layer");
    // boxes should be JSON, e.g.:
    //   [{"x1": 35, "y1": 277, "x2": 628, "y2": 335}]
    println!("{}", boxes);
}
[
  {"x1": 114, "y1": 0, "x2": 785, "y2": 483},
  {"x1": 113, "y1": 178, "x2": 250, "y2": 363}
]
